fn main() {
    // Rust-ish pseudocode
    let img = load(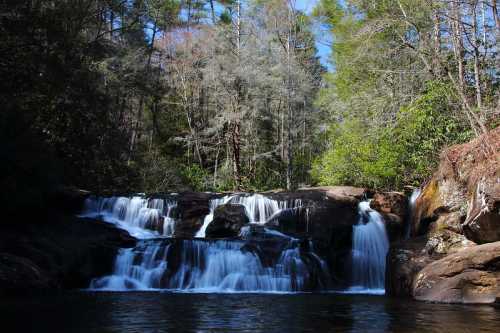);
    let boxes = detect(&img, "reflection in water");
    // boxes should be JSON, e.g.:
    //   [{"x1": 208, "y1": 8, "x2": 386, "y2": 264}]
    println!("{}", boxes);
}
[{"x1": 2, "y1": 293, "x2": 500, "y2": 333}]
